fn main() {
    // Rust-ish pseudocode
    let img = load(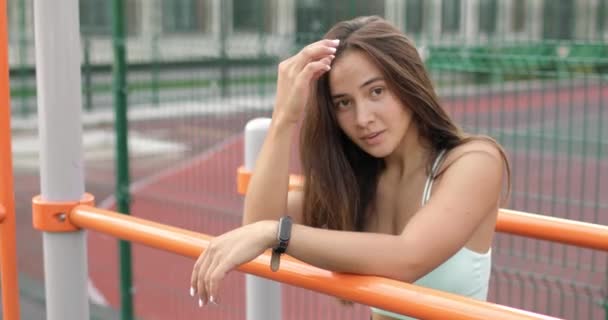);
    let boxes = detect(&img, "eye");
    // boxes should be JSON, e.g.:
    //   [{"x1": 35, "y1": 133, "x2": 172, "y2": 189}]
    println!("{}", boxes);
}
[
  {"x1": 371, "y1": 87, "x2": 384, "y2": 97},
  {"x1": 334, "y1": 99, "x2": 351, "y2": 110}
]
